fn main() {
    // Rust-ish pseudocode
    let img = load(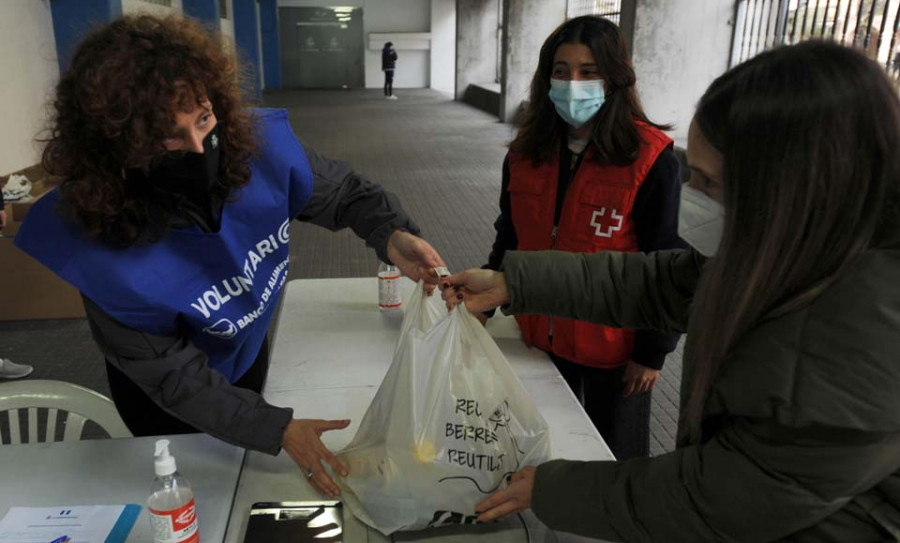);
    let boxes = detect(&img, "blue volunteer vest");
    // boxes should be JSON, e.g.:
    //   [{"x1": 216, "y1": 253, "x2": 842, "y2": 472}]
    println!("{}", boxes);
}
[{"x1": 15, "y1": 108, "x2": 314, "y2": 383}]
